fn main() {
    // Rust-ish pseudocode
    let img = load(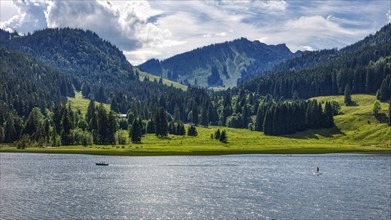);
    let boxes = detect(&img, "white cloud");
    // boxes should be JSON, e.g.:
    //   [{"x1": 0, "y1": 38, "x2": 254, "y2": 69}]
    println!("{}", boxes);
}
[
  {"x1": 387, "y1": 10, "x2": 391, "y2": 23},
  {"x1": 1, "y1": 0, "x2": 47, "y2": 34},
  {"x1": 1, "y1": 0, "x2": 179, "y2": 63},
  {"x1": 213, "y1": 0, "x2": 287, "y2": 13},
  {"x1": 44, "y1": 0, "x2": 174, "y2": 51},
  {"x1": 301, "y1": 46, "x2": 315, "y2": 51},
  {"x1": 270, "y1": 15, "x2": 366, "y2": 51}
]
